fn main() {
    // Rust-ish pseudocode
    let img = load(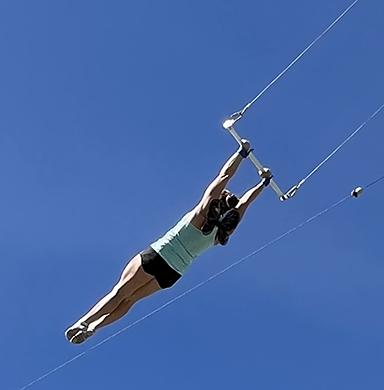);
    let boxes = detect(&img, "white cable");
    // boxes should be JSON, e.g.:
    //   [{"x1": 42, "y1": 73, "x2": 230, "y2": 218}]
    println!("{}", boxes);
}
[
  {"x1": 239, "y1": 0, "x2": 360, "y2": 117},
  {"x1": 18, "y1": 172, "x2": 384, "y2": 390},
  {"x1": 298, "y1": 102, "x2": 384, "y2": 188},
  {"x1": 18, "y1": 193, "x2": 354, "y2": 390}
]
